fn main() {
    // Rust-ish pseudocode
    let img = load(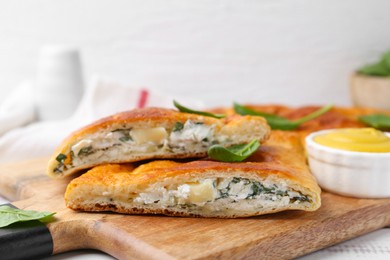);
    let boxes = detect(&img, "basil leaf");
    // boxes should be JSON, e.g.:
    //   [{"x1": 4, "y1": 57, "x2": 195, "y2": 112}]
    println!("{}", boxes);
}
[
  {"x1": 358, "y1": 62, "x2": 390, "y2": 76},
  {"x1": 233, "y1": 103, "x2": 332, "y2": 130},
  {"x1": 359, "y1": 114, "x2": 390, "y2": 130},
  {"x1": 383, "y1": 52, "x2": 390, "y2": 69},
  {"x1": 174, "y1": 100, "x2": 226, "y2": 119},
  {"x1": 358, "y1": 51, "x2": 390, "y2": 76},
  {"x1": 291, "y1": 104, "x2": 333, "y2": 125},
  {"x1": 55, "y1": 153, "x2": 67, "y2": 163},
  {"x1": 208, "y1": 139, "x2": 260, "y2": 162},
  {"x1": 0, "y1": 206, "x2": 56, "y2": 228}
]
